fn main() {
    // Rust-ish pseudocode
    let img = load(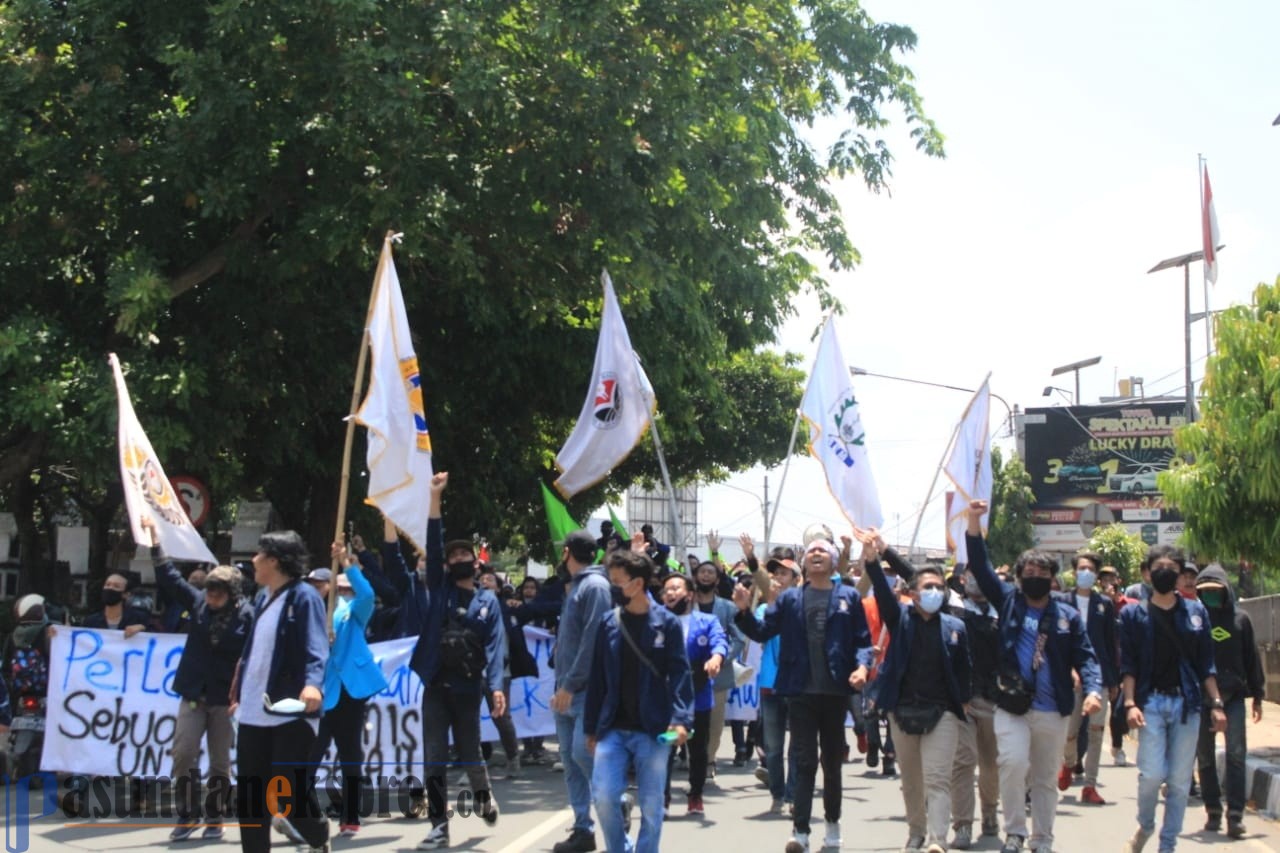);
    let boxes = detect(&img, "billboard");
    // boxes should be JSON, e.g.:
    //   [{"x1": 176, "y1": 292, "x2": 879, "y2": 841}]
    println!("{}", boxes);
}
[{"x1": 1022, "y1": 402, "x2": 1187, "y2": 551}]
